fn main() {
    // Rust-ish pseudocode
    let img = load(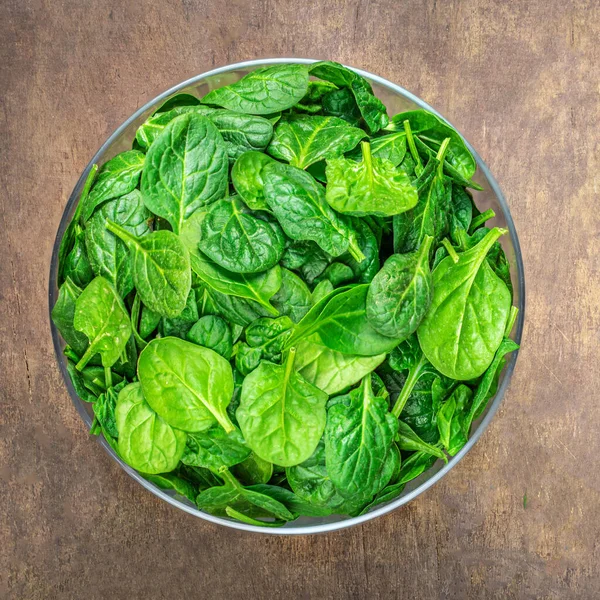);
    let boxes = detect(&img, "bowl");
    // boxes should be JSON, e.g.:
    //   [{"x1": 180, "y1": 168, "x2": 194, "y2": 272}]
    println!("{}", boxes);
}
[{"x1": 49, "y1": 58, "x2": 525, "y2": 534}]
